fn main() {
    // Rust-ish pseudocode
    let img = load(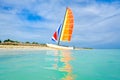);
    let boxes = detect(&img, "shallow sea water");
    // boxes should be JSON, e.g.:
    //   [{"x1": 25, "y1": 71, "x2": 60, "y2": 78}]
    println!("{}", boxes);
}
[{"x1": 0, "y1": 49, "x2": 120, "y2": 80}]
